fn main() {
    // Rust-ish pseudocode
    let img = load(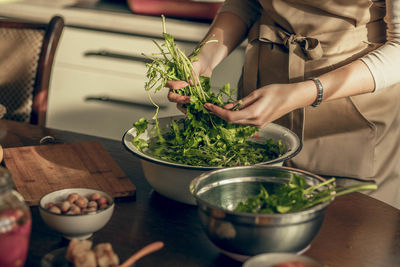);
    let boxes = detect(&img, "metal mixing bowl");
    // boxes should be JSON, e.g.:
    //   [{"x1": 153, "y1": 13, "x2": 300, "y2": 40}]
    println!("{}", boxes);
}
[
  {"x1": 189, "y1": 165, "x2": 331, "y2": 256},
  {"x1": 123, "y1": 115, "x2": 301, "y2": 205}
]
